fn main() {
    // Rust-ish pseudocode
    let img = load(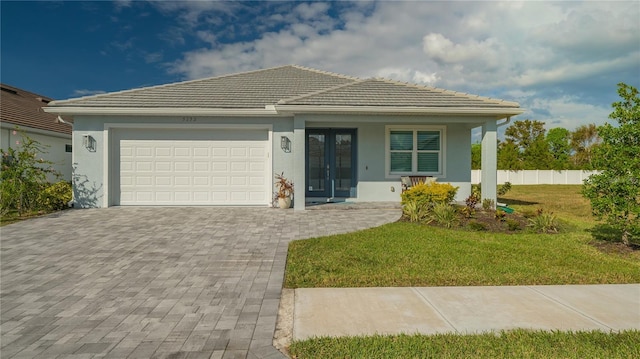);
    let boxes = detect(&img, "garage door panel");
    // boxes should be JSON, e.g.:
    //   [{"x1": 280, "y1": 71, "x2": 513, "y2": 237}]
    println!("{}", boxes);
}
[
  {"x1": 155, "y1": 147, "x2": 172, "y2": 157},
  {"x1": 156, "y1": 162, "x2": 172, "y2": 171},
  {"x1": 118, "y1": 131, "x2": 269, "y2": 206},
  {"x1": 175, "y1": 177, "x2": 191, "y2": 186}
]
